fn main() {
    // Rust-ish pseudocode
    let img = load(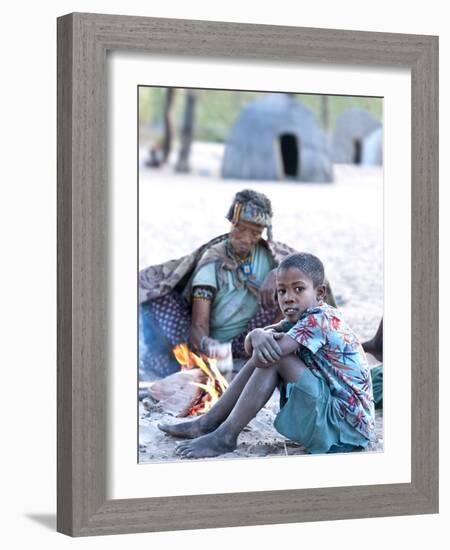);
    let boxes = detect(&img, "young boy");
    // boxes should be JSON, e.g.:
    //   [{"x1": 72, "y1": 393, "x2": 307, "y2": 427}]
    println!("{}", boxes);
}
[{"x1": 158, "y1": 253, "x2": 375, "y2": 457}]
